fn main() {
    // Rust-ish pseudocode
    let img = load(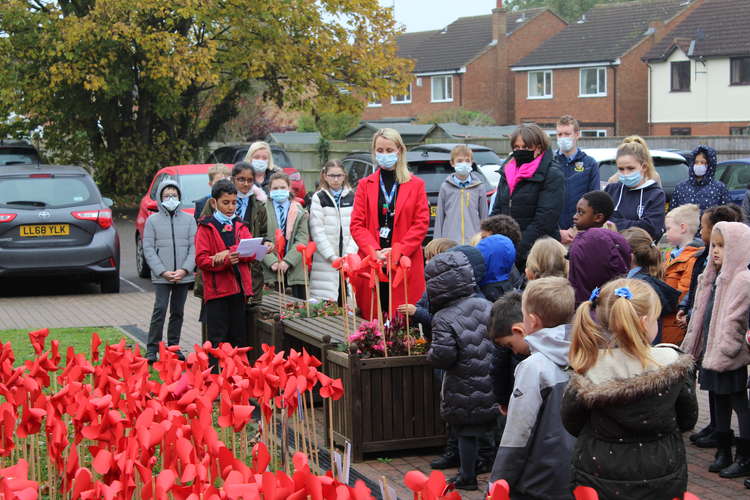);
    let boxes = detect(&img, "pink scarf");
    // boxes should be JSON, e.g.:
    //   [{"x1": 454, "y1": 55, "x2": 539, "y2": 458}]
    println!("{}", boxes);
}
[{"x1": 504, "y1": 154, "x2": 544, "y2": 195}]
